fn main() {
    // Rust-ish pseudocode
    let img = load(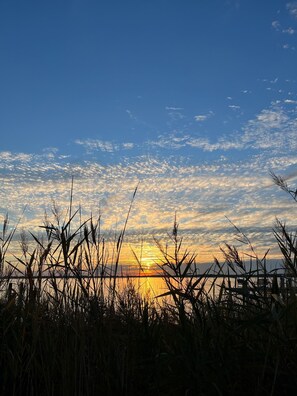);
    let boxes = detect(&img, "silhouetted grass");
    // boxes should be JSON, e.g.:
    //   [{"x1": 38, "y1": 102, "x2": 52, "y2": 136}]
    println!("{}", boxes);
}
[{"x1": 1, "y1": 177, "x2": 297, "y2": 395}]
